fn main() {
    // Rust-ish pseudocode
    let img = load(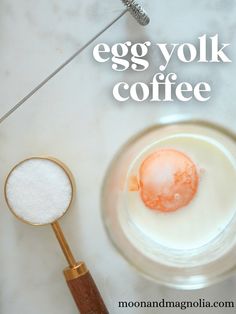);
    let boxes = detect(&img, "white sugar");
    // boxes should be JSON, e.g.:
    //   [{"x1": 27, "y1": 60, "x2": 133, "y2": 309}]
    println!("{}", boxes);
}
[{"x1": 5, "y1": 158, "x2": 73, "y2": 225}]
